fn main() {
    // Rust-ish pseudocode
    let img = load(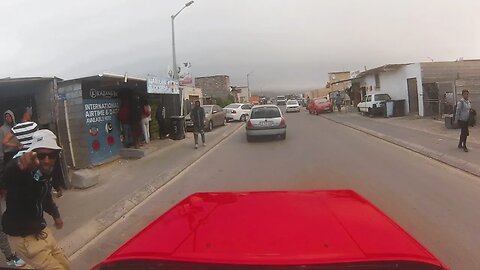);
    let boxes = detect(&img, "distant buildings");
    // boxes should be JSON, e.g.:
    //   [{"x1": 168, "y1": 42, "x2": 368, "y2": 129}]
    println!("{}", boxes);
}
[{"x1": 194, "y1": 75, "x2": 231, "y2": 99}]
